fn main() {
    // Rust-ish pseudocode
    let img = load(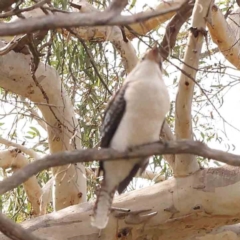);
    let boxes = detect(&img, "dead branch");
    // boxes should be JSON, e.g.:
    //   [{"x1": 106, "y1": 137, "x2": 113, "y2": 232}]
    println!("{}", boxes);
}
[
  {"x1": 68, "y1": 0, "x2": 187, "y2": 41},
  {"x1": 159, "y1": 0, "x2": 194, "y2": 59},
  {"x1": 157, "y1": 0, "x2": 194, "y2": 168},
  {"x1": 0, "y1": 140, "x2": 240, "y2": 196},
  {"x1": 0, "y1": 1, "x2": 187, "y2": 36}
]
